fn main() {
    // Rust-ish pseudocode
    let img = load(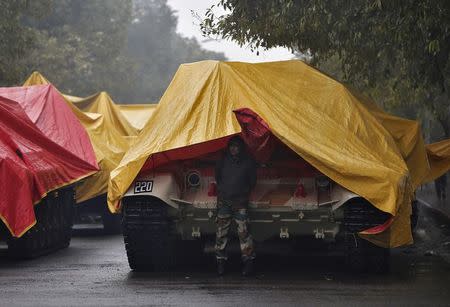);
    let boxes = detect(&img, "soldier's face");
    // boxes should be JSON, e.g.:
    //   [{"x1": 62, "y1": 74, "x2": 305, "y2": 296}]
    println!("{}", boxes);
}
[{"x1": 229, "y1": 143, "x2": 240, "y2": 156}]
